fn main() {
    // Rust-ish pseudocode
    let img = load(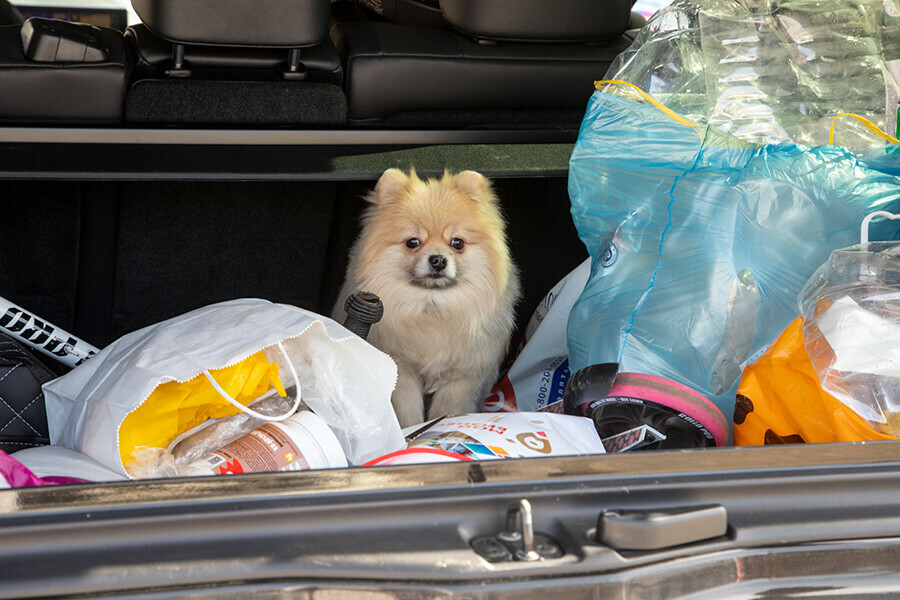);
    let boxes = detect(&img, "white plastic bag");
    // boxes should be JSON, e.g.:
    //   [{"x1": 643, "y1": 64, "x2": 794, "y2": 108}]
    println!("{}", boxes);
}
[
  {"x1": 44, "y1": 299, "x2": 402, "y2": 477},
  {"x1": 483, "y1": 258, "x2": 590, "y2": 412},
  {"x1": 11, "y1": 446, "x2": 127, "y2": 483}
]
